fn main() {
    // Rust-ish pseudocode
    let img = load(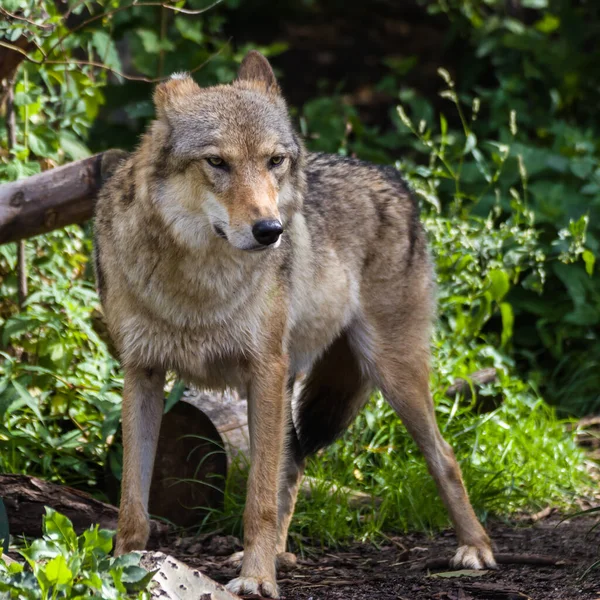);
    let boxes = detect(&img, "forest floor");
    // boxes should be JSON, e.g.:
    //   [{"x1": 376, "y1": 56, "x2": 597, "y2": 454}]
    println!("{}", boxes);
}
[{"x1": 167, "y1": 515, "x2": 600, "y2": 600}]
